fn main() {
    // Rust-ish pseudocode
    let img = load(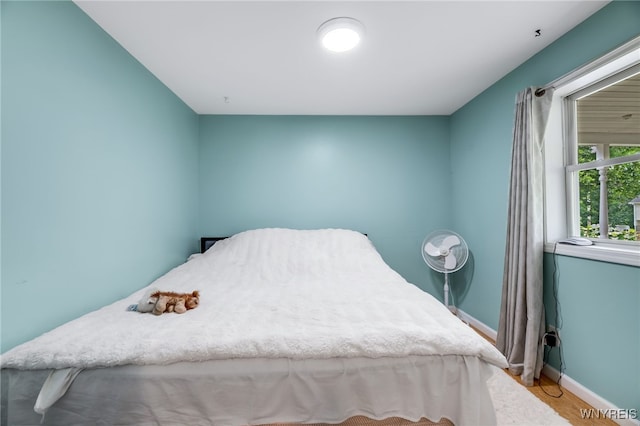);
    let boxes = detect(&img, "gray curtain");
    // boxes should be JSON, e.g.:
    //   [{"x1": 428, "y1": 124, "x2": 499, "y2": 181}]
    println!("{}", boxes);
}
[{"x1": 497, "y1": 87, "x2": 554, "y2": 387}]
